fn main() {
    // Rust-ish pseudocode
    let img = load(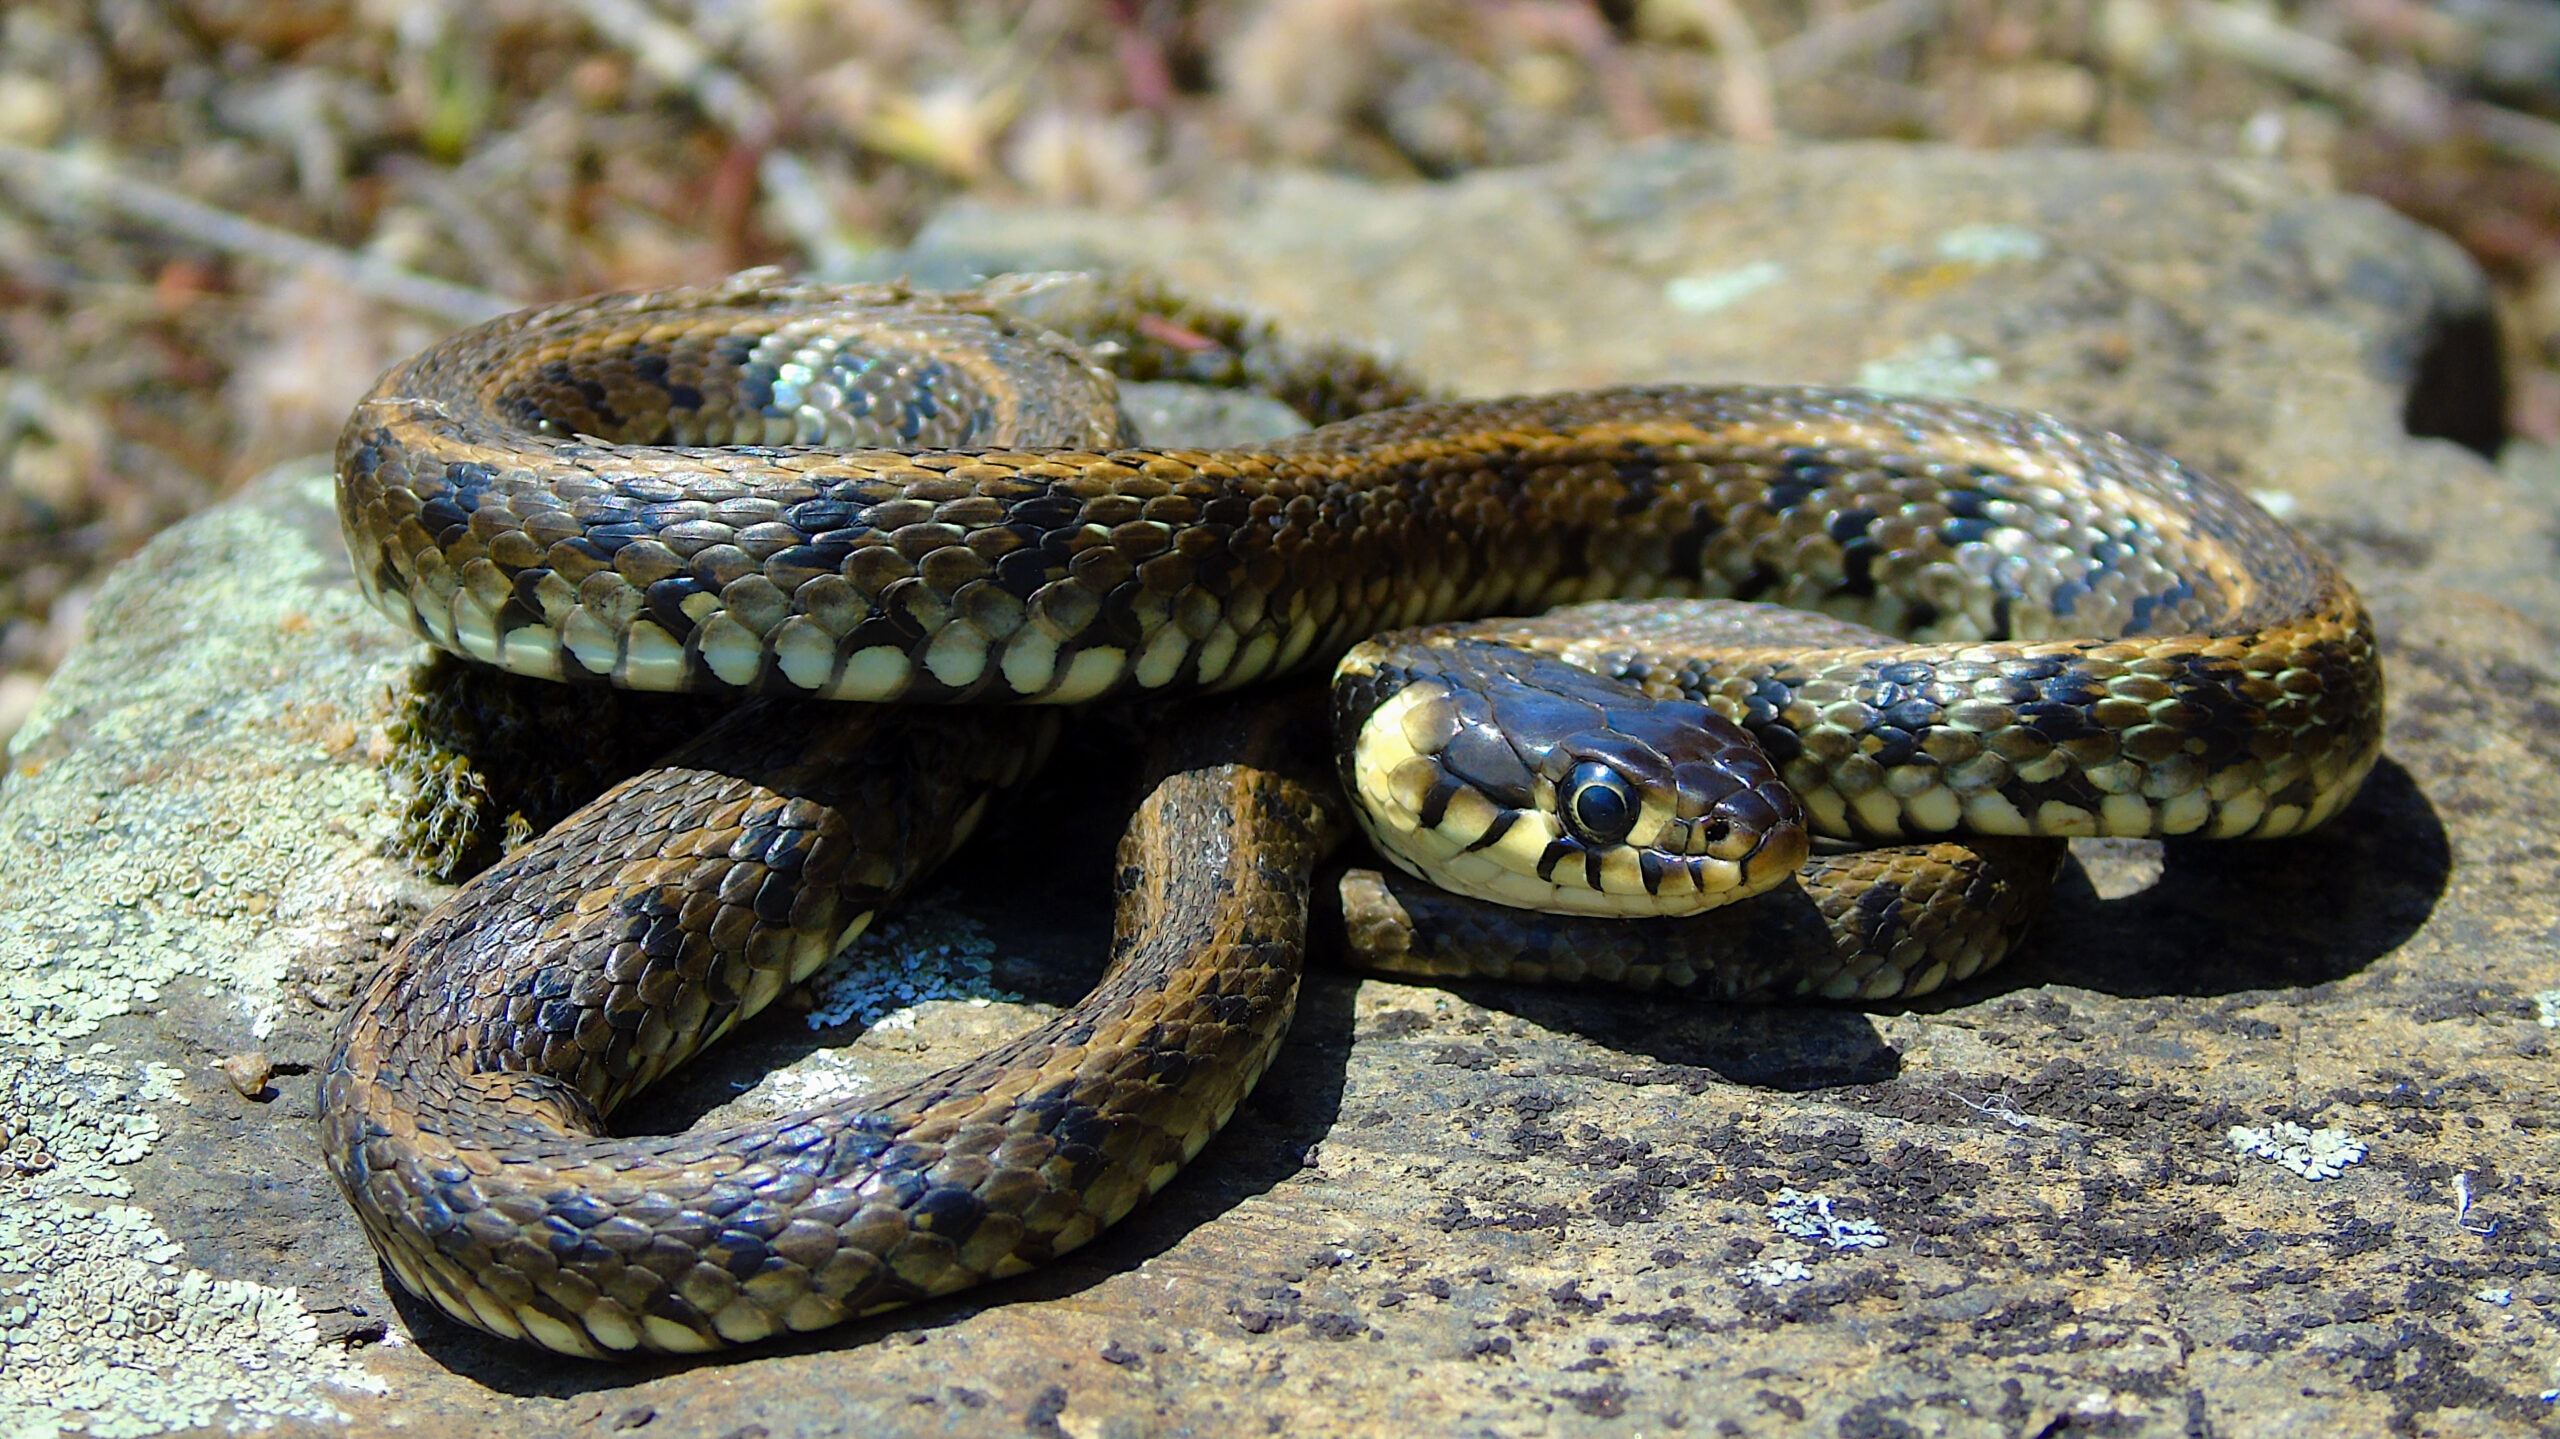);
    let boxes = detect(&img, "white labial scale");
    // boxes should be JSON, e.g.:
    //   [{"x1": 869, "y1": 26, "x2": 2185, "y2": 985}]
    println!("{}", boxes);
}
[
  {"x1": 783, "y1": 1295, "x2": 843, "y2": 1332},
  {"x1": 1421, "y1": 787, "x2": 1504, "y2": 859},
  {"x1": 459, "y1": 1283, "x2": 528, "y2": 1342},
  {"x1": 713, "y1": 1301, "x2": 778, "y2": 1345},
  {"x1": 771, "y1": 616, "x2": 839, "y2": 690},
  {"x1": 519, "y1": 1309, "x2": 594, "y2": 1356},
  {"x1": 1435, "y1": 851, "x2": 1506, "y2": 888},
  {"x1": 1962, "y1": 791, "x2": 2032, "y2": 834},
  {"x1": 1271, "y1": 619, "x2": 1323, "y2": 675},
  {"x1": 1900, "y1": 786, "x2": 1963, "y2": 832},
  {"x1": 1191, "y1": 623, "x2": 1238, "y2": 686},
  {"x1": 619, "y1": 620, "x2": 688, "y2": 690},
  {"x1": 562, "y1": 608, "x2": 621, "y2": 675},
  {"x1": 582, "y1": 1302, "x2": 642, "y2": 1352},
  {"x1": 1593, "y1": 845, "x2": 1649, "y2": 898},
  {"x1": 1673, "y1": 855, "x2": 1748, "y2": 913},
  {"x1": 1228, "y1": 630, "x2": 1281, "y2": 685},
  {"x1": 1048, "y1": 647, "x2": 1124, "y2": 703},
  {"x1": 1475, "y1": 866, "x2": 1562, "y2": 910},
  {"x1": 1849, "y1": 788, "x2": 1904, "y2": 835},
  {"x1": 1133, "y1": 626, "x2": 1190, "y2": 689},
  {"x1": 2207, "y1": 790, "x2": 2266, "y2": 837},
  {"x1": 827, "y1": 646, "x2": 911, "y2": 699},
  {"x1": 2032, "y1": 800, "x2": 2098, "y2": 836},
  {"x1": 1350, "y1": 689, "x2": 1433, "y2": 810},
  {"x1": 696, "y1": 613, "x2": 766, "y2": 687},
  {"x1": 1000, "y1": 630, "x2": 1060, "y2": 694},
  {"x1": 499, "y1": 625, "x2": 566, "y2": 679},
  {"x1": 1456, "y1": 810, "x2": 1569, "y2": 907},
  {"x1": 643, "y1": 1315, "x2": 719, "y2": 1353},
  {"x1": 411, "y1": 580, "x2": 458, "y2": 650},
  {"x1": 1796, "y1": 783, "x2": 1852, "y2": 837},
  {"x1": 923, "y1": 622, "x2": 989, "y2": 691},
  {"x1": 449, "y1": 589, "x2": 503, "y2": 662},
  {"x1": 2099, "y1": 792, "x2": 2154, "y2": 834},
  {"x1": 2155, "y1": 786, "x2": 2212, "y2": 834}
]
